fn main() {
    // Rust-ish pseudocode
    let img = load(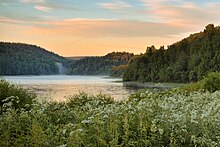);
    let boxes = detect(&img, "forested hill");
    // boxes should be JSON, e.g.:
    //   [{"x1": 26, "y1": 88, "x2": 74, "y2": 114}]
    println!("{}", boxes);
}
[
  {"x1": 67, "y1": 52, "x2": 134, "y2": 75},
  {"x1": 123, "y1": 24, "x2": 220, "y2": 83},
  {"x1": 0, "y1": 42, "x2": 68, "y2": 75}
]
